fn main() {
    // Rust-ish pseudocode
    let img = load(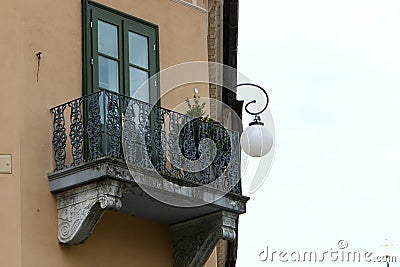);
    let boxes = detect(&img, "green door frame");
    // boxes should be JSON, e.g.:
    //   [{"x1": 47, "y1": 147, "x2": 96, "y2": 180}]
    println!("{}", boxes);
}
[{"x1": 81, "y1": 0, "x2": 161, "y2": 160}]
